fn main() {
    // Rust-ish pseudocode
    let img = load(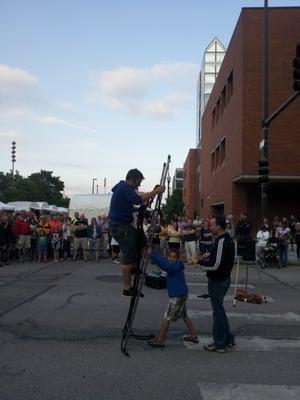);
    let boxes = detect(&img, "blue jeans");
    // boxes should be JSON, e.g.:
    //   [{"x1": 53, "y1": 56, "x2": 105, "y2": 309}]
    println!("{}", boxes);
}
[
  {"x1": 279, "y1": 242, "x2": 288, "y2": 267},
  {"x1": 208, "y1": 277, "x2": 234, "y2": 347}
]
